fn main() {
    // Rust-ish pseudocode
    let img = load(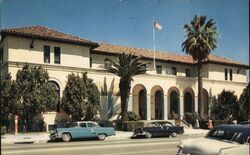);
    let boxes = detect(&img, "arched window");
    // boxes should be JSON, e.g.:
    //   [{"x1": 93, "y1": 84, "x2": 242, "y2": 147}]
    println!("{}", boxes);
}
[
  {"x1": 139, "y1": 89, "x2": 147, "y2": 120},
  {"x1": 155, "y1": 90, "x2": 163, "y2": 120},
  {"x1": 49, "y1": 81, "x2": 60, "y2": 112},
  {"x1": 184, "y1": 92, "x2": 194, "y2": 113},
  {"x1": 170, "y1": 91, "x2": 179, "y2": 119}
]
